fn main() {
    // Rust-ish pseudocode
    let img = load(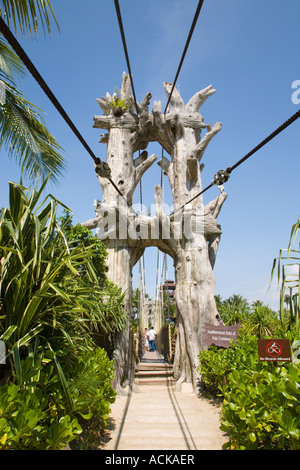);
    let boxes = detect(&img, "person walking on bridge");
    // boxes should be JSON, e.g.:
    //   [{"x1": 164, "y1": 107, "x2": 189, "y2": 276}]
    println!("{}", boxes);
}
[{"x1": 148, "y1": 326, "x2": 157, "y2": 352}]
